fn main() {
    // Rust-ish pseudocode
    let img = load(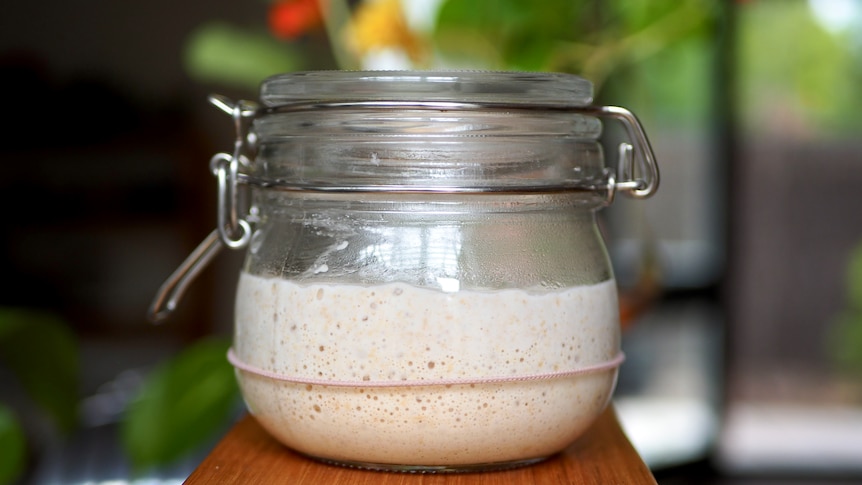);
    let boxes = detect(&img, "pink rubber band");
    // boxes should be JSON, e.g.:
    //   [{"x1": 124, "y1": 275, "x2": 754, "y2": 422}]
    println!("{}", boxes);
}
[{"x1": 227, "y1": 348, "x2": 624, "y2": 388}]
